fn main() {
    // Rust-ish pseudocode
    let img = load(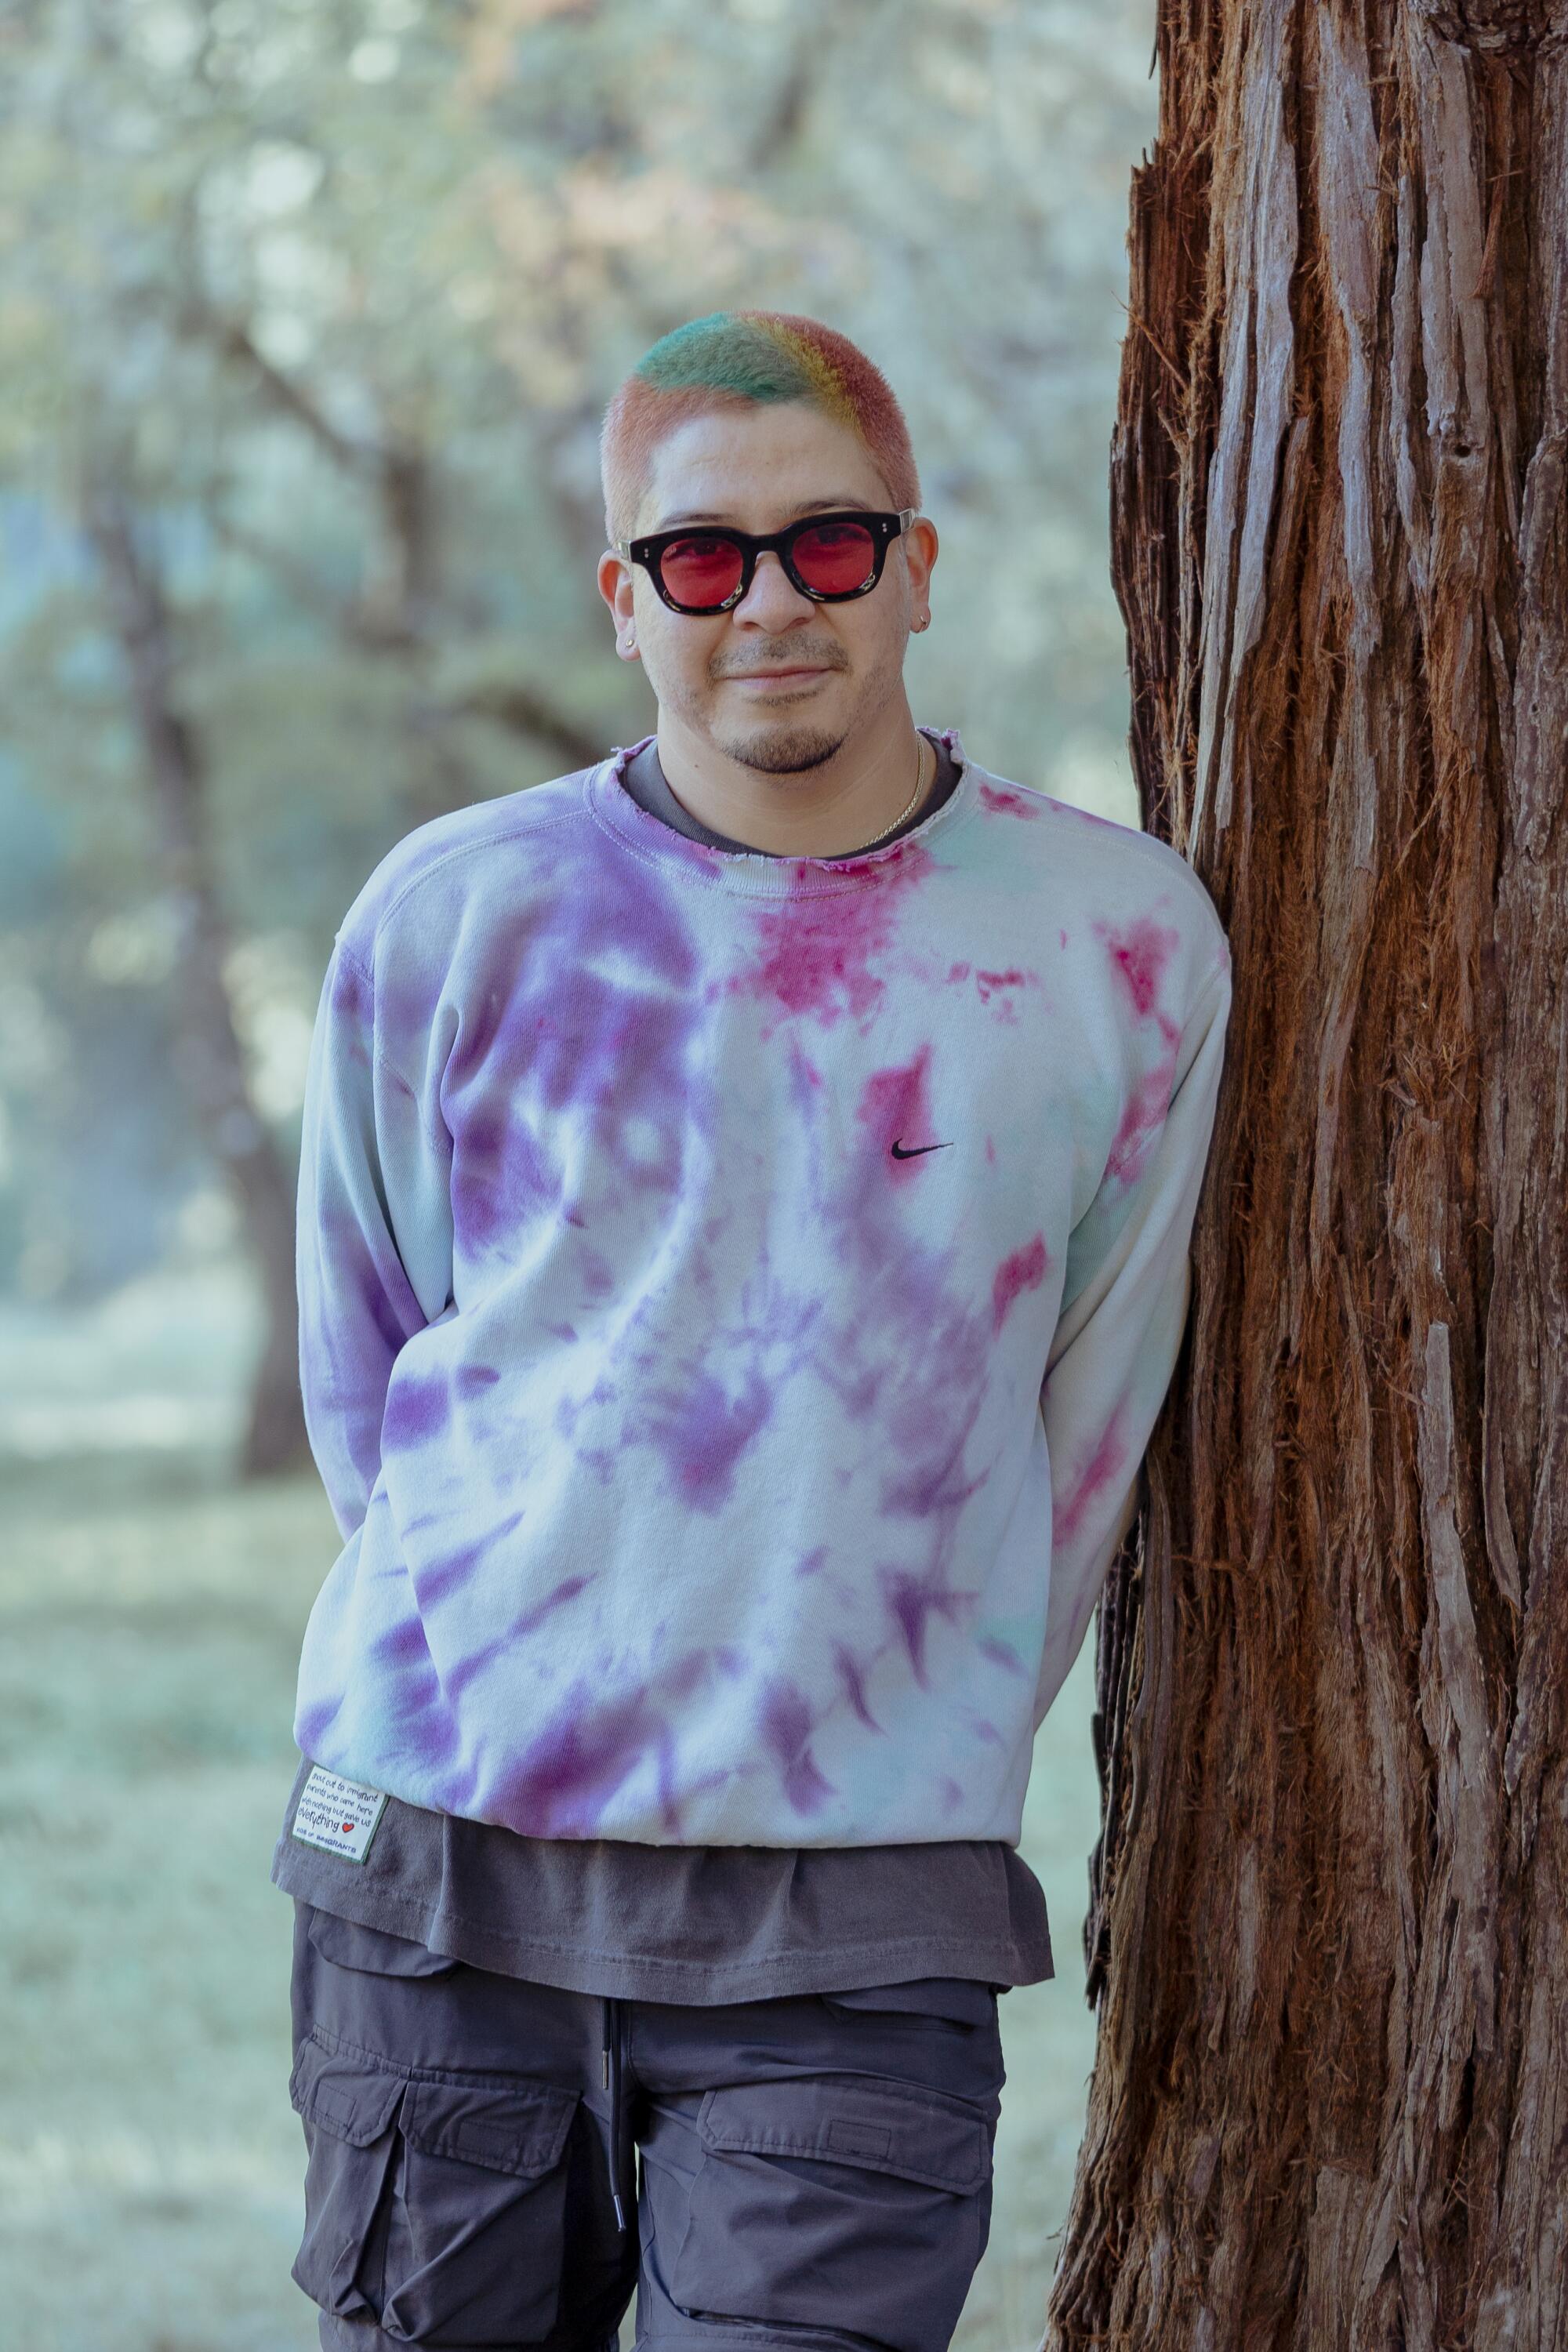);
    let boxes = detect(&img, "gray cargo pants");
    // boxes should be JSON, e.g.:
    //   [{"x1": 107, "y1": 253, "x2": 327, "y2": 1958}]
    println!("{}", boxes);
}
[{"x1": 289, "y1": 1900, "x2": 1006, "y2": 2352}]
